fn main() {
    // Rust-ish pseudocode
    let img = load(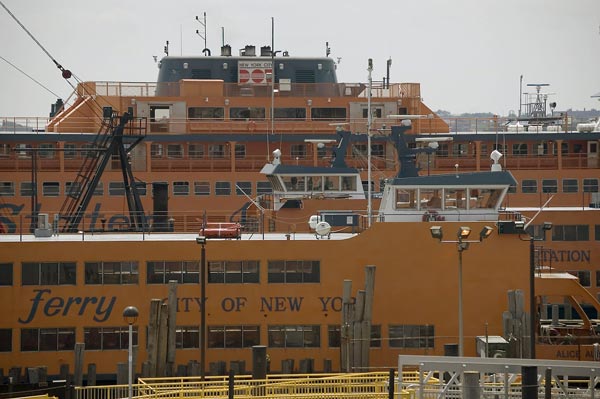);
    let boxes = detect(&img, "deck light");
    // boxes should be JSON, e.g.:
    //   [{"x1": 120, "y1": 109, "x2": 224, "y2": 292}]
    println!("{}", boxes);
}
[
  {"x1": 457, "y1": 226, "x2": 471, "y2": 240},
  {"x1": 479, "y1": 226, "x2": 494, "y2": 241},
  {"x1": 429, "y1": 226, "x2": 443, "y2": 240},
  {"x1": 122, "y1": 306, "x2": 139, "y2": 399}
]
